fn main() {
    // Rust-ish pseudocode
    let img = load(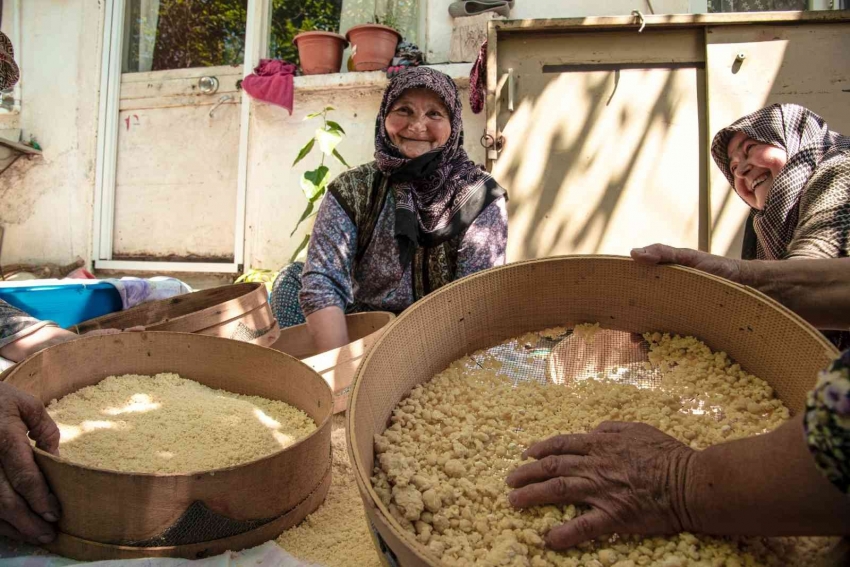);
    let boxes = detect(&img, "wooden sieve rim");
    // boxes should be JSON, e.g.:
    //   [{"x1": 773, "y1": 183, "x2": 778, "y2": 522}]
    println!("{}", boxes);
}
[
  {"x1": 71, "y1": 283, "x2": 268, "y2": 334},
  {"x1": 345, "y1": 255, "x2": 839, "y2": 563},
  {"x1": 42, "y1": 456, "x2": 334, "y2": 560}
]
